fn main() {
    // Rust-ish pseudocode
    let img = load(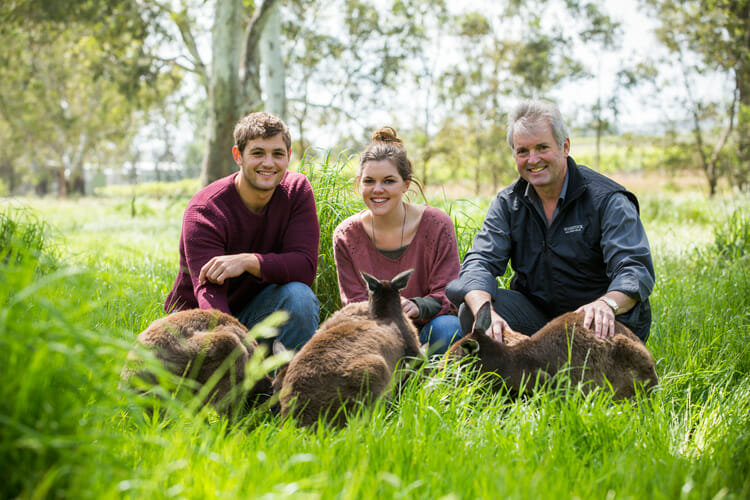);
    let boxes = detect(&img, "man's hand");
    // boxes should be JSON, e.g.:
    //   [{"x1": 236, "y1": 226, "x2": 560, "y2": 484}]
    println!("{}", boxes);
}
[
  {"x1": 401, "y1": 297, "x2": 419, "y2": 319},
  {"x1": 577, "y1": 299, "x2": 617, "y2": 339},
  {"x1": 464, "y1": 289, "x2": 517, "y2": 343},
  {"x1": 577, "y1": 292, "x2": 636, "y2": 339},
  {"x1": 484, "y1": 310, "x2": 516, "y2": 343},
  {"x1": 199, "y1": 253, "x2": 260, "y2": 285}
]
